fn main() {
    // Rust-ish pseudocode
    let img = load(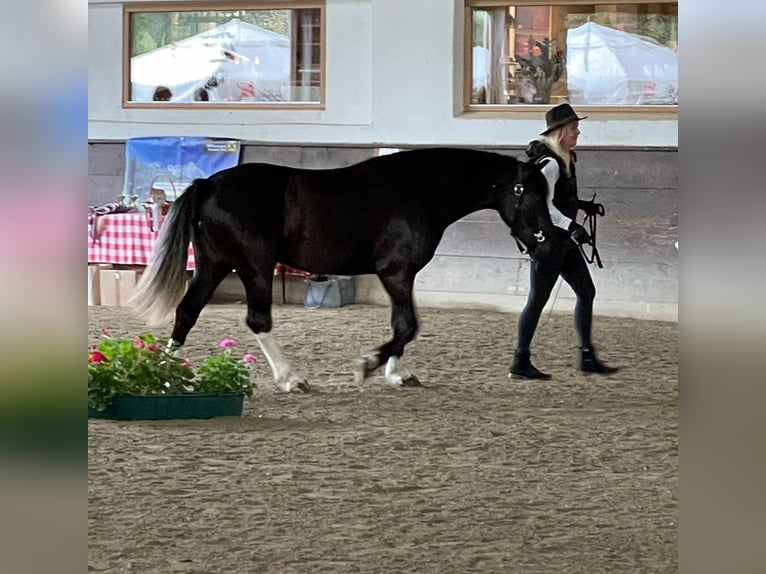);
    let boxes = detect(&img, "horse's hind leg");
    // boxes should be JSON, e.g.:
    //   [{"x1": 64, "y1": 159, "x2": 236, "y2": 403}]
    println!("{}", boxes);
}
[
  {"x1": 169, "y1": 261, "x2": 231, "y2": 347},
  {"x1": 239, "y1": 269, "x2": 310, "y2": 393},
  {"x1": 357, "y1": 273, "x2": 421, "y2": 387}
]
